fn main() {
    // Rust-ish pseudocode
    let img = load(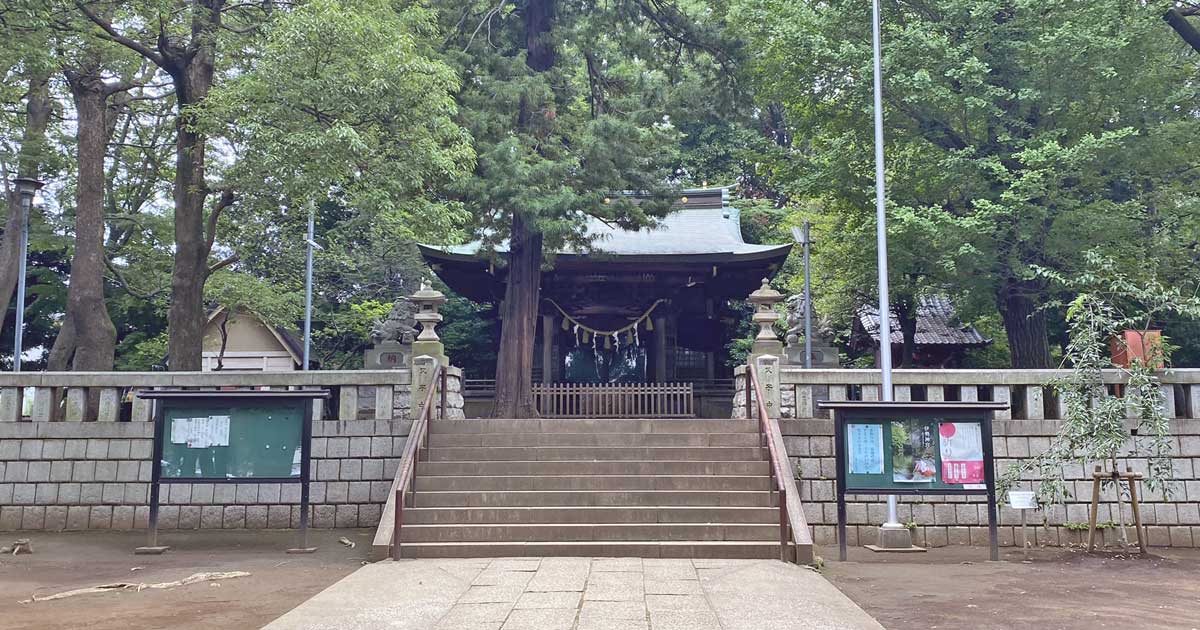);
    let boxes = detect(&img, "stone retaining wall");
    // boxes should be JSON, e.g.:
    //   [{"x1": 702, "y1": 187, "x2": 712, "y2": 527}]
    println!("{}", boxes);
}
[
  {"x1": 735, "y1": 365, "x2": 1200, "y2": 548},
  {"x1": 0, "y1": 418, "x2": 412, "y2": 532}
]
